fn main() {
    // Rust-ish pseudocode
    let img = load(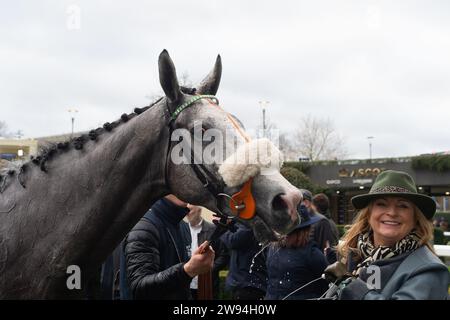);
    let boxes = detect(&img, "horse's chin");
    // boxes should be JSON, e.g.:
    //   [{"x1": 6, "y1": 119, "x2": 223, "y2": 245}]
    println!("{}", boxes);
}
[
  {"x1": 244, "y1": 213, "x2": 301, "y2": 244},
  {"x1": 247, "y1": 215, "x2": 281, "y2": 244}
]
